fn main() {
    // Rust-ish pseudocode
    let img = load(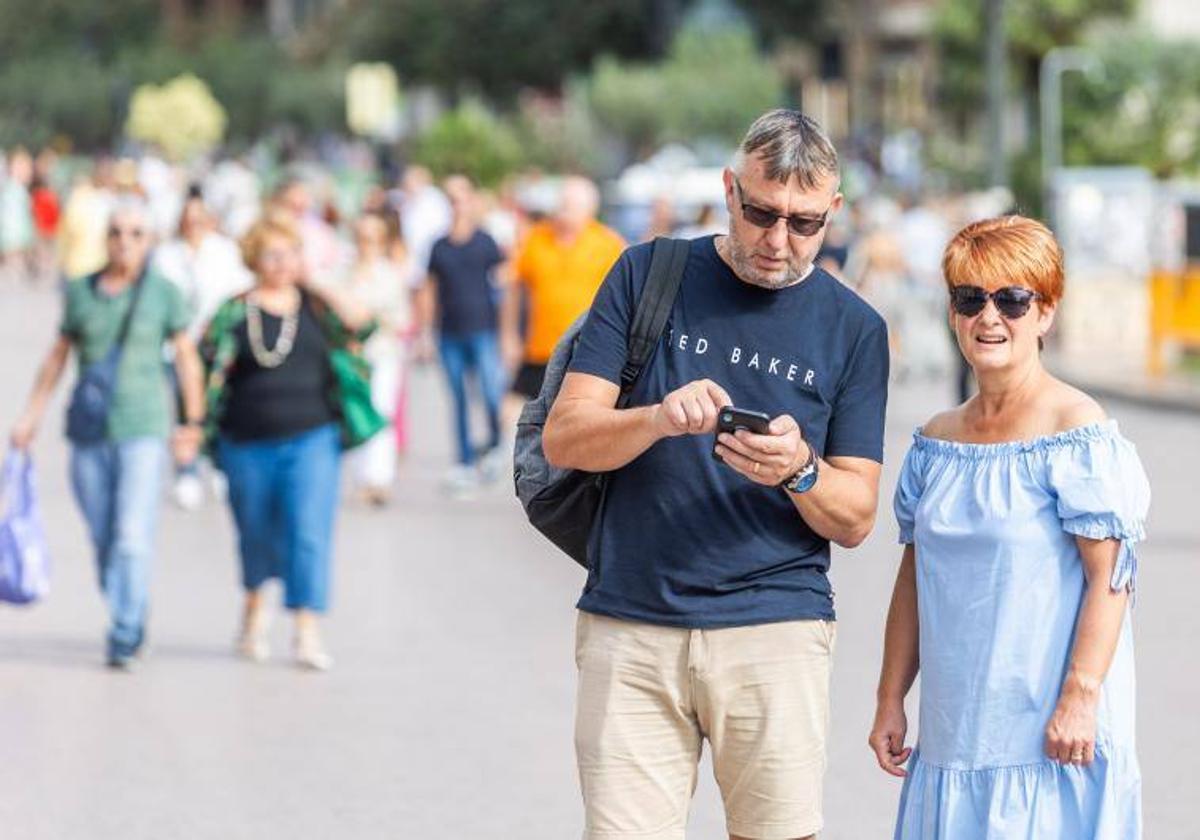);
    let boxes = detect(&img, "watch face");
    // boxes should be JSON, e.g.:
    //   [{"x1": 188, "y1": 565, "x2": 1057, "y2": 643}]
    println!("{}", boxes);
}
[
  {"x1": 792, "y1": 469, "x2": 819, "y2": 493},
  {"x1": 787, "y1": 463, "x2": 818, "y2": 493}
]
